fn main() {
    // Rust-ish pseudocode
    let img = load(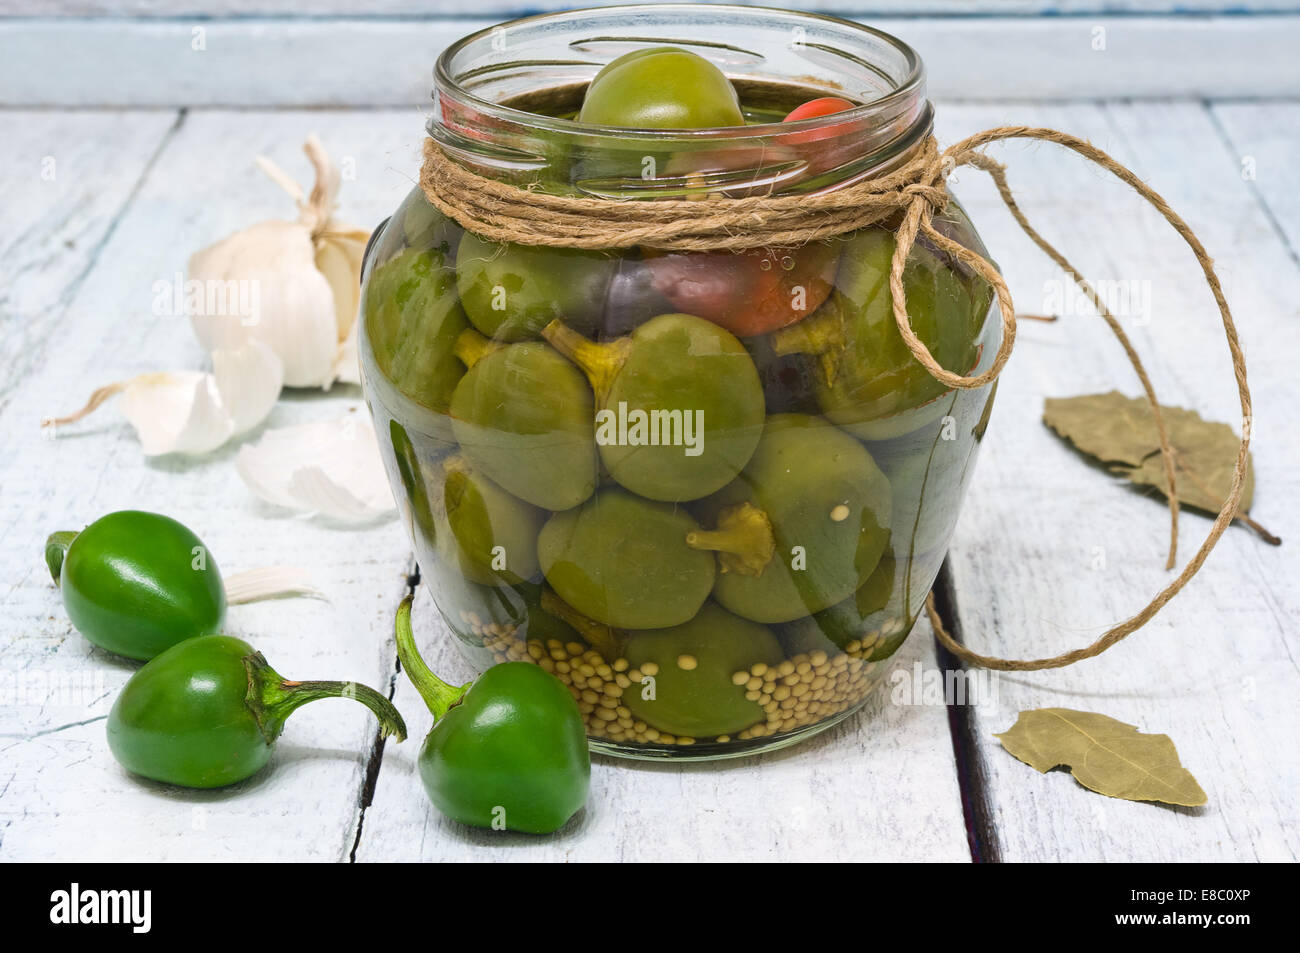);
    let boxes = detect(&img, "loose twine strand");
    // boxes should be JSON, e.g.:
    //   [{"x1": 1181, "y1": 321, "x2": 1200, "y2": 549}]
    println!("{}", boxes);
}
[{"x1": 420, "y1": 125, "x2": 1252, "y2": 672}]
